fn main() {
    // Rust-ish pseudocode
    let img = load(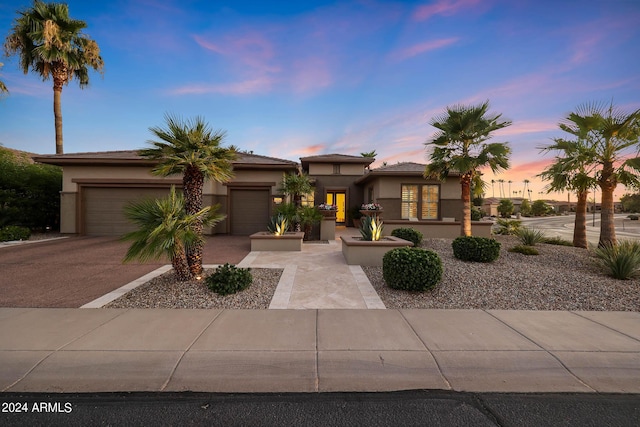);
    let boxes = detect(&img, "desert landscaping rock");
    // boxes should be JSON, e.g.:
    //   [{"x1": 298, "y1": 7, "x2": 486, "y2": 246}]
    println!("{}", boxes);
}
[
  {"x1": 364, "y1": 235, "x2": 639, "y2": 311},
  {"x1": 105, "y1": 268, "x2": 283, "y2": 309}
]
